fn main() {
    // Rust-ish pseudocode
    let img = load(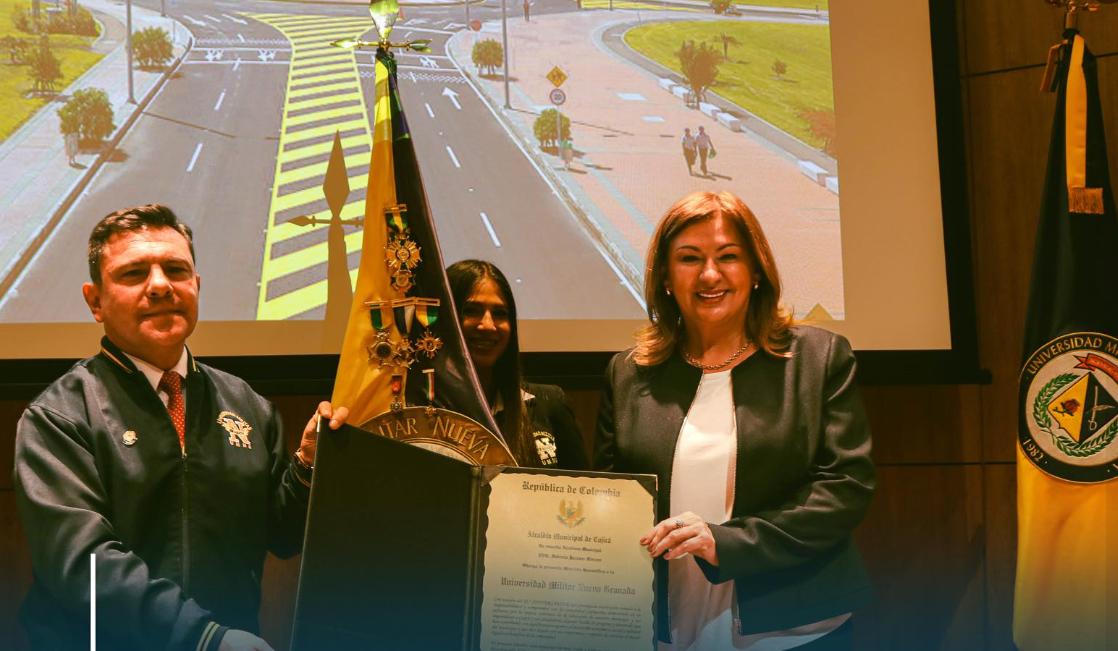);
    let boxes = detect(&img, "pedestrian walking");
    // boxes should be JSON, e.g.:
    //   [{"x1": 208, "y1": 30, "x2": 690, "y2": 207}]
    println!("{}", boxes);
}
[
  {"x1": 681, "y1": 127, "x2": 697, "y2": 176},
  {"x1": 696, "y1": 125, "x2": 714, "y2": 176},
  {"x1": 523, "y1": 0, "x2": 531, "y2": 20},
  {"x1": 561, "y1": 138, "x2": 574, "y2": 170}
]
